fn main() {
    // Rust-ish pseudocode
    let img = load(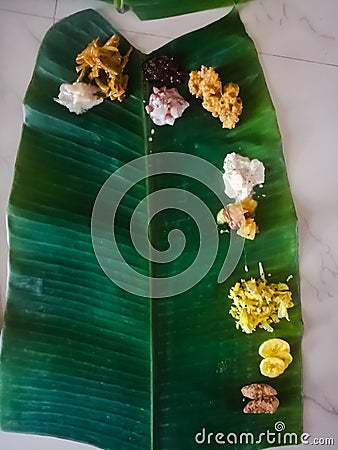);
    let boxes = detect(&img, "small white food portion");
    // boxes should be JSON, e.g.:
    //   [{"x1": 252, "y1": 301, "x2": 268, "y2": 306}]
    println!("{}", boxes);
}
[
  {"x1": 54, "y1": 82, "x2": 104, "y2": 114},
  {"x1": 145, "y1": 86, "x2": 189, "y2": 126},
  {"x1": 223, "y1": 152, "x2": 265, "y2": 200}
]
